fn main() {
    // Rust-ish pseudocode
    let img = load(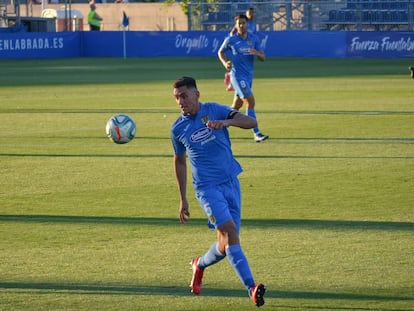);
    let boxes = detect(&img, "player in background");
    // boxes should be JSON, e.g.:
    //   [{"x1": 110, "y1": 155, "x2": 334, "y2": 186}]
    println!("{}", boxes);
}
[
  {"x1": 224, "y1": 7, "x2": 259, "y2": 92},
  {"x1": 231, "y1": 8, "x2": 258, "y2": 39},
  {"x1": 218, "y1": 14, "x2": 269, "y2": 143},
  {"x1": 171, "y1": 76, "x2": 266, "y2": 307}
]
